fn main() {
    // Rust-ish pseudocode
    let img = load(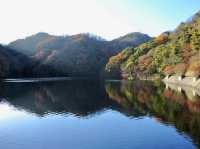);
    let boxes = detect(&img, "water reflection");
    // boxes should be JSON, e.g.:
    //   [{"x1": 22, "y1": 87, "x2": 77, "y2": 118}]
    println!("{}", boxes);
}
[
  {"x1": 0, "y1": 80, "x2": 118, "y2": 117},
  {"x1": 0, "y1": 79, "x2": 199, "y2": 148},
  {"x1": 105, "y1": 80, "x2": 200, "y2": 148}
]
